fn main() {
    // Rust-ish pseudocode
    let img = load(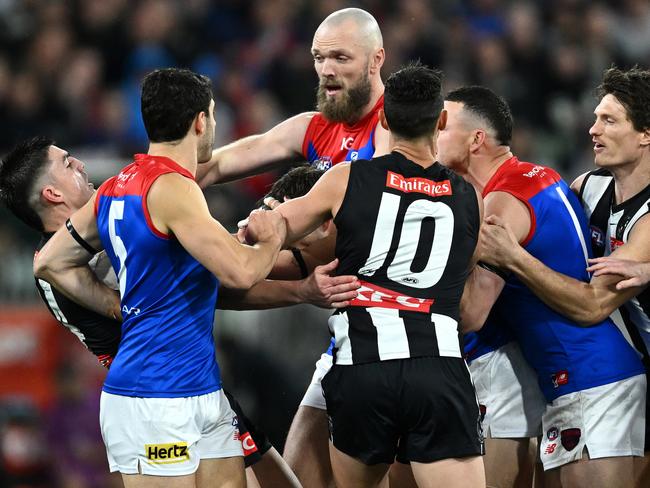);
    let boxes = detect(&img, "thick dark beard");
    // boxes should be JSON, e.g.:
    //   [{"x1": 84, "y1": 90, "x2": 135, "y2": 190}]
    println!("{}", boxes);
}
[{"x1": 316, "y1": 73, "x2": 372, "y2": 124}]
